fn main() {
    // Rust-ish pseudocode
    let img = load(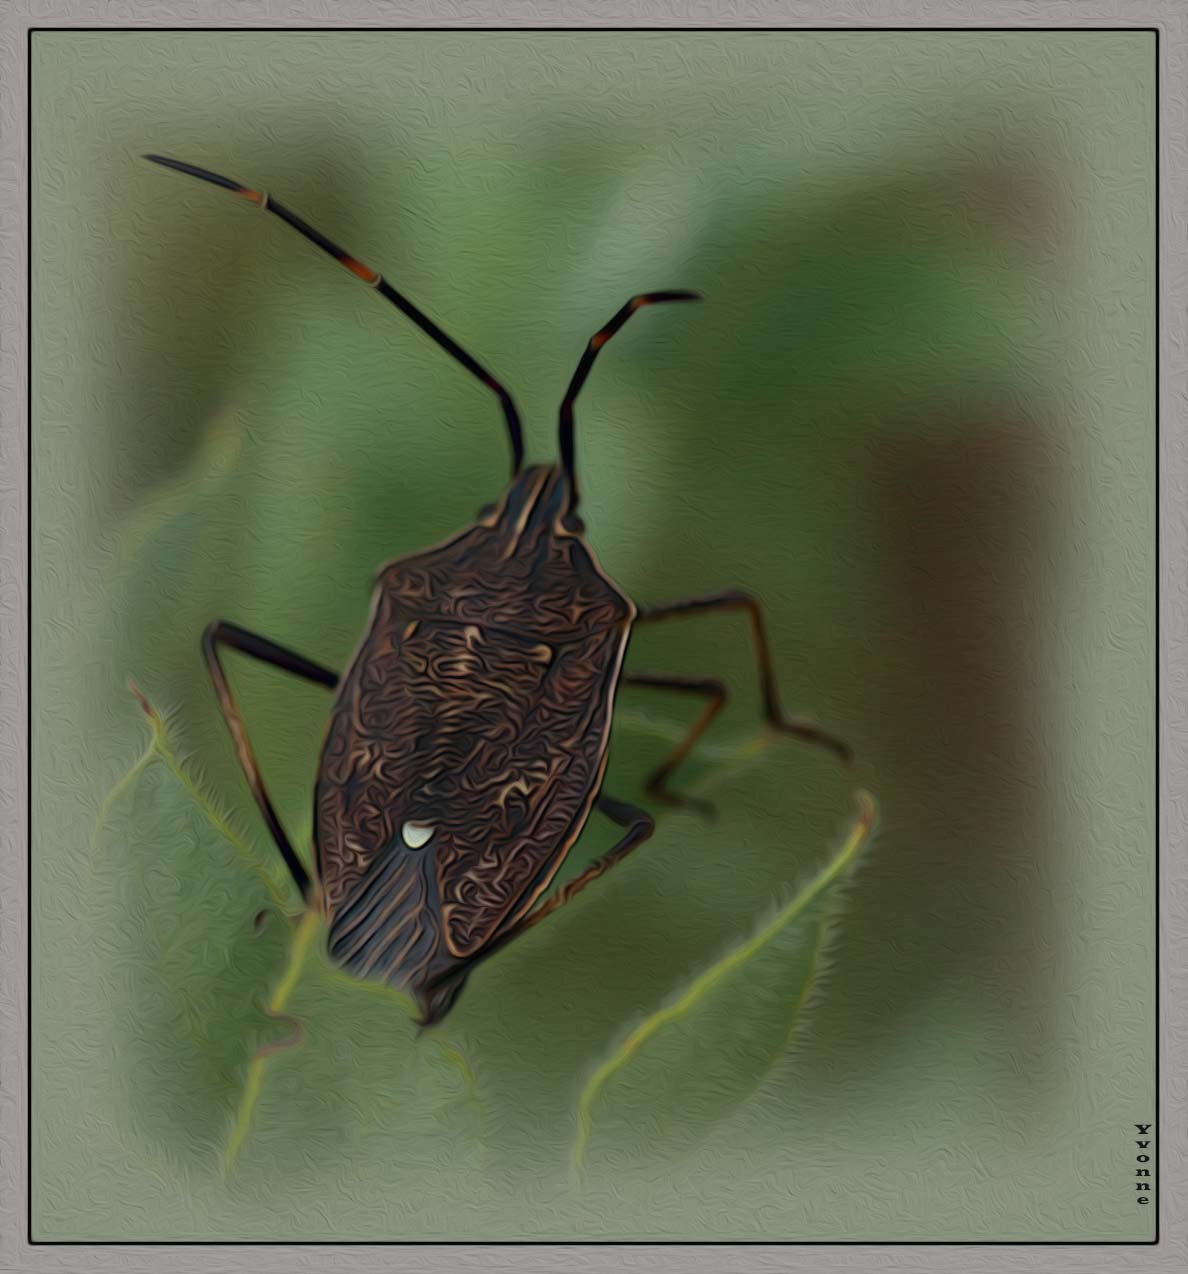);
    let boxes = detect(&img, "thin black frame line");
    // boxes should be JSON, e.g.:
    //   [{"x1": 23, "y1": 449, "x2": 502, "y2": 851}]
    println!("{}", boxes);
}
[
  {"x1": 24, "y1": 23, "x2": 1162, "y2": 1249},
  {"x1": 23, "y1": 26, "x2": 1168, "y2": 34},
  {"x1": 25, "y1": 13, "x2": 33, "y2": 1259},
  {"x1": 21, "y1": 1240, "x2": 1174, "y2": 1247},
  {"x1": 1153, "y1": 18, "x2": 1161, "y2": 1245}
]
